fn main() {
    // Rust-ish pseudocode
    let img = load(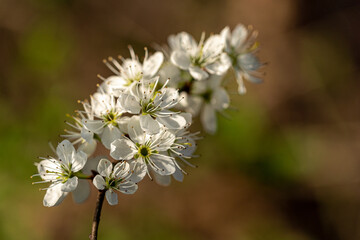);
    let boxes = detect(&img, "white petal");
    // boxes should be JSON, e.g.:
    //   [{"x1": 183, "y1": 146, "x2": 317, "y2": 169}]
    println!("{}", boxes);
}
[
  {"x1": 245, "y1": 73, "x2": 263, "y2": 84},
  {"x1": 205, "y1": 62, "x2": 224, "y2": 75},
  {"x1": 37, "y1": 160, "x2": 58, "y2": 181},
  {"x1": 231, "y1": 24, "x2": 248, "y2": 49},
  {"x1": 78, "y1": 139, "x2": 97, "y2": 157},
  {"x1": 97, "y1": 159, "x2": 113, "y2": 177},
  {"x1": 178, "y1": 32, "x2": 198, "y2": 51},
  {"x1": 177, "y1": 91, "x2": 189, "y2": 109},
  {"x1": 202, "y1": 35, "x2": 224, "y2": 59},
  {"x1": 93, "y1": 175, "x2": 107, "y2": 190},
  {"x1": 129, "y1": 161, "x2": 147, "y2": 183},
  {"x1": 186, "y1": 95, "x2": 203, "y2": 116},
  {"x1": 238, "y1": 53, "x2": 262, "y2": 72},
  {"x1": 118, "y1": 181, "x2": 138, "y2": 194},
  {"x1": 180, "y1": 112, "x2": 192, "y2": 126},
  {"x1": 151, "y1": 130, "x2": 176, "y2": 152},
  {"x1": 122, "y1": 59, "x2": 142, "y2": 80},
  {"x1": 153, "y1": 173, "x2": 171, "y2": 186},
  {"x1": 91, "y1": 93, "x2": 113, "y2": 116},
  {"x1": 117, "y1": 93, "x2": 141, "y2": 114},
  {"x1": 201, "y1": 104, "x2": 217, "y2": 134},
  {"x1": 205, "y1": 53, "x2": 231, "y2": 75},
  {"x1": 81, "y1": 127, "x2": 93, "y2": 142},
  {"x1": 235, "y1": 71, "x2": 247, "y2": 94},
  {"x1": 113, "y1": 161, "x2": 130, "y2": 179},
  {"x1": 143, "y1": 52, "x2": 164, "y2": 78},
  {"x1": 154, "y1": 87, "x2": 179, "y2": 109},
  {"x1": 56, "y1": 140, "x2": 75, "y2": 165},
  {"x1": 173, "y1": 167, "x2": 184, "y2": 182},
  {"x1": 103, "y1": 76, "x2": 128, "y2": 96},
  {"x1": 72, "y1": 179, "x2": 90, "y2": 203},
  {"x1": 61, "y1": 176, "x2": 78, "y2": 192},
  {"x1": 110, "y1": 139, "x2": 136, "y2": 160},
  {"x1": 168, "y1": 32, "x2": 198, "y2": 52},
  {"x1": 129, "y1": 82, "x2": 142, "y2": 100},
  {"x1": 118, "y1": 116, "x2": 131, "y2": 134},
  {"x1": 158, "y1": 63, "x2": 182, "y2": 85},
  {"x1": 140, "y1": 114, "x2": 160, "y2": 135},
  {"x1": 220, "y1": 26, "x2": 231, "y2": 51},
  {"x1": 43, "y1": 184, "x2": 67, "y2": 207},
  {"x1": 189, "y1": 66, "x2": 209, "y2": 80},
  {"x1": 170, "y1": 51, "x2": 191, "y2": 70},
  {"x1": 101, "y1": 125, "x2": 122, "y2": 149},
  {"x1": 82, "y1": 119, "x2": 104, "y2": 134},
  {"x1": 168, "y1": 34, "x2": 179, "y2": 51},
  {"x1": 149, "y1": 154, "x2": 175, "y2": 175},
  {"x1": 212, "y1": 88, "x2": 230, "y2": 111},
  {"x1": 127, "y1": 116, "x2": 145, "y2": 142},
  {"x1": 179, "y1": 137, "x2": 197, "y2": 157},
  {"x1": 157, "y1": 114, "x2": 186, "y2": 130},
  {"x1": 106, "y1": 190, "x2": 118, "y2": 205},
  {"x1": 71, "y1": 151, "x2": 87, "y2": 172}
]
